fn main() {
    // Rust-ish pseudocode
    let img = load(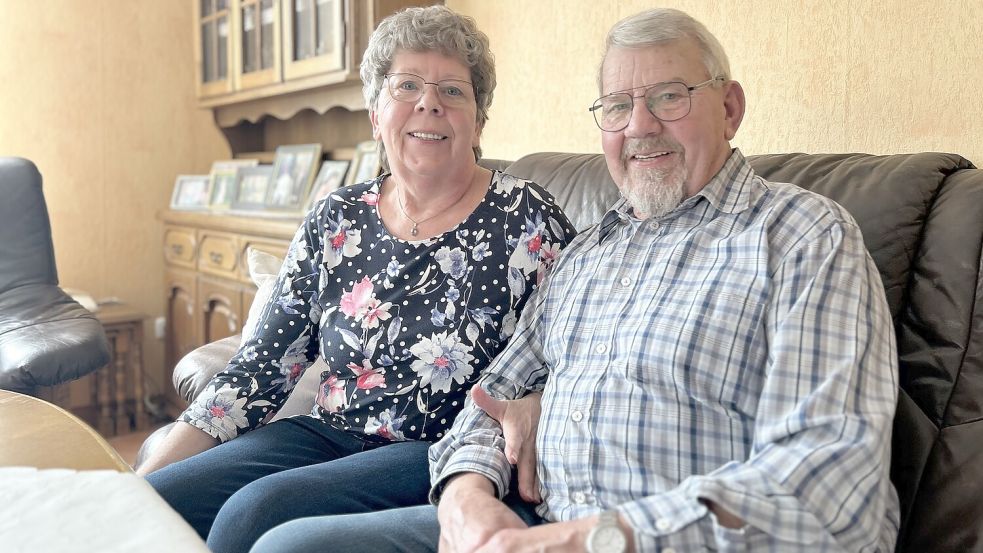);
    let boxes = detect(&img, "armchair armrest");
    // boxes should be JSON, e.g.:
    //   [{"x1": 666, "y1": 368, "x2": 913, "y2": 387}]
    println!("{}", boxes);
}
[{"x1": 172, "y1": 334, "x2": 241, "y2": 404}]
